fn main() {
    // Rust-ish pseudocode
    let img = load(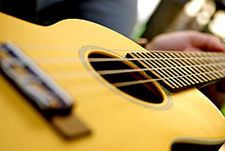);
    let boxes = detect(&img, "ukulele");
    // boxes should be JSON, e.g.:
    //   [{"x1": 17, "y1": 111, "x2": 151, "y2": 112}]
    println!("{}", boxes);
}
[{"x1": 0, "y1": 12, "x2": 224, "y2": 151}]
